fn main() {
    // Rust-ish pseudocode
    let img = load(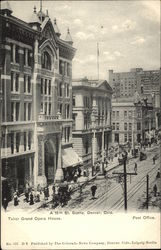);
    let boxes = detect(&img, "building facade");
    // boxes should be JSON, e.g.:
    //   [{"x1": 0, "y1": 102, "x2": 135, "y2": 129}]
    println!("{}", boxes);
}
[
  {"x1": 109, "y1": 68, "x2": 161, "y2": 129},
  {"x1": 72, "y1": 78, "x2": 112, "y2": 173},
  {"x1": 112, "y1": 96, "x2": 154, "y2": 146},
  {"x1": 0, "y1": 1, "x2": 80, "y2": 193}
]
